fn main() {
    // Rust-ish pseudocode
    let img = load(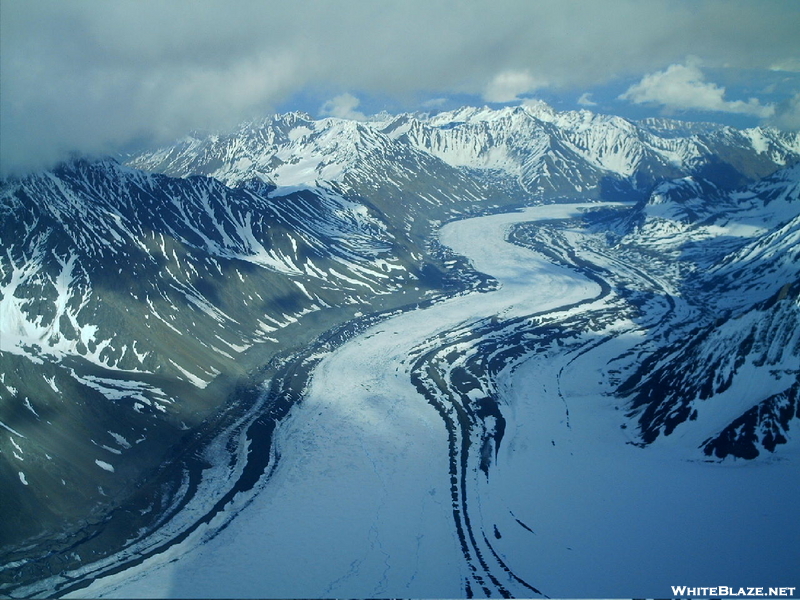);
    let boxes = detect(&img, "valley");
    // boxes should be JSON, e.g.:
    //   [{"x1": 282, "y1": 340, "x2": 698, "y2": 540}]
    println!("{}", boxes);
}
[
  {"x1": 2, "y1": 102, "x2": 799, "y2": 598},
  {"x1": 17, "y1": 201, "x2": 798, "y2": 598}
]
